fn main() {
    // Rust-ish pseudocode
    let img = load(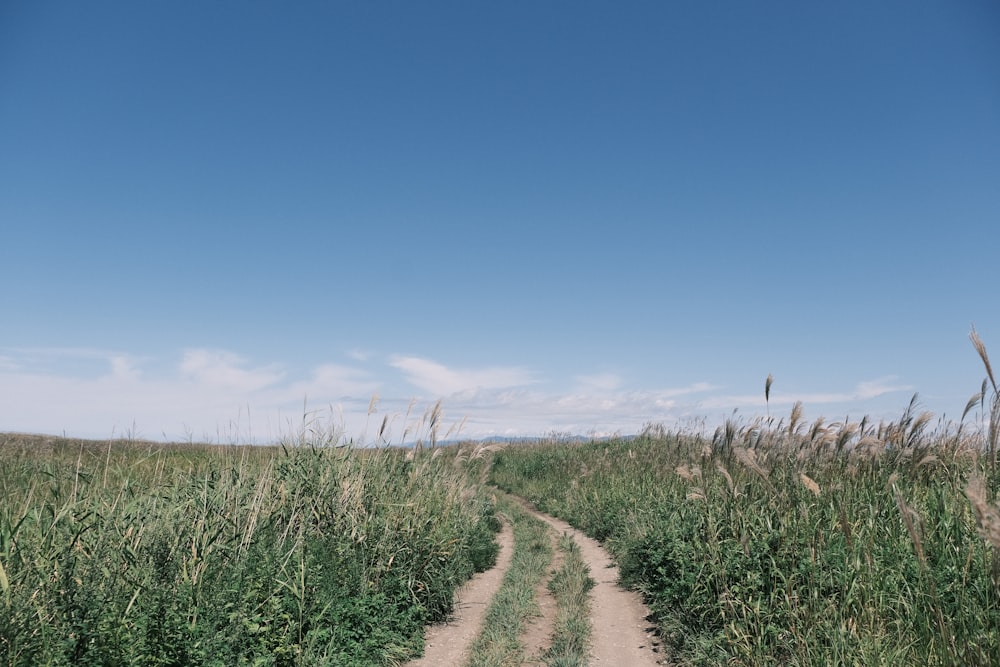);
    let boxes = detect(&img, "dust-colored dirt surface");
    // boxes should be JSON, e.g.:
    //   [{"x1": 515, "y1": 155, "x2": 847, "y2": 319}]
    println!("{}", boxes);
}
[
  {"x1": 520, "y1": 529, "x2": 563, "y2": 666},
  {"x1": 406, "y1": 496, "x2": 667, "y2": 666},
  {"x1": 405, "y1": 520, "x2": 515, "y2": 667},
  {"x1": 517, "y1": 500, "x2": 666, "y2": 666}
]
